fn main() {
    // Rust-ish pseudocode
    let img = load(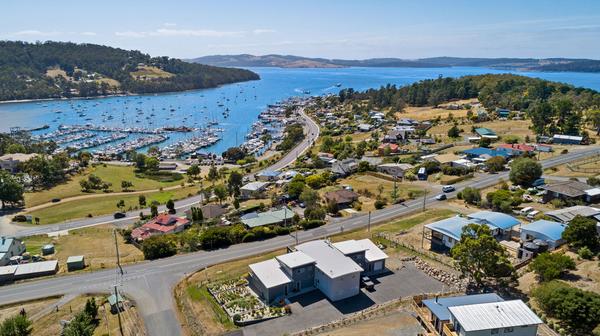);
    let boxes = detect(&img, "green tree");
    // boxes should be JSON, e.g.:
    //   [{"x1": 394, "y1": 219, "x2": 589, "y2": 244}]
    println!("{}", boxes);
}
[
  {"x1": 0, "y1": 313, "x2": 32, "y2": 336},
  {"x1": 451, "y1": 224, "x2": 515, "y2": 287},
  {"x1": 305, "y1": 174, "x2": 325, "y2": 189},
  {"x1": 299, "y1": 187, "x2": 320, "y2": 209},
  {"x1": 529, "y1": 252, "x2": 576, "y2": 281},
  {"x1": 141, "y1": 235, "x2": 177, "y2": 260},
  {"x1": 213, "y1": 184, "x2": 228, "y2": 204},
  {"x1": 187, "y1": 164, "x2": 200, "y2": 179},
  {"x1": 134, "y1": 153, "x2": 147, "y2": 170},
  {"x1": 459, "y1": 187, "x2": 481, "y2": 205},
  {"x1": 63, "y1": 311, "x2": 95, "y2": 336},
  {"x1": 120, "y1": 180, "x2": 133, "y2": 192},
  {"x1": 145, "y1": 156, "x2": 159, "y2": 171},
  {"x1": 0, "y1": 171, "x2": 24, "y2": 209},
  {"x1": 5, "y1": 143, "x2": 26, "y2": 154},
  {"x1": 166, "y1": 199, "x2": 175, "y2": 214},
  {"x1": 207, "y1": 165, "x2": 219, "y2": 185},
  {"x1": 484, "y1": 156, "x2": 505, "y2": 173},
  {"x1": 116, "y1": 200, "x2": 125, "y2": 212},
  {"x1": 227, "y1": 171, "x2": 243, "y2": 197},
  {"x1": 447, "y1": 125, "x2": 461, "y2": 138},
  {"x1": 138, "y1": 195, "x2": 146, "y2": 207},
  {"x1": 562, "y1": 215, "x2": 599, "y2": 250},
  {"x1": 509, "y1": 158, "x2": 542, "y2": 187},
  {"x1": 84, "y1": 298, "x2": 98, "y2": 321},
  {"x1": 150, "y1": 204, "x2": 158, "y2": 218},
  {"x1": 287, "y1": 178, "x2": 306, "y2": 199}
]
